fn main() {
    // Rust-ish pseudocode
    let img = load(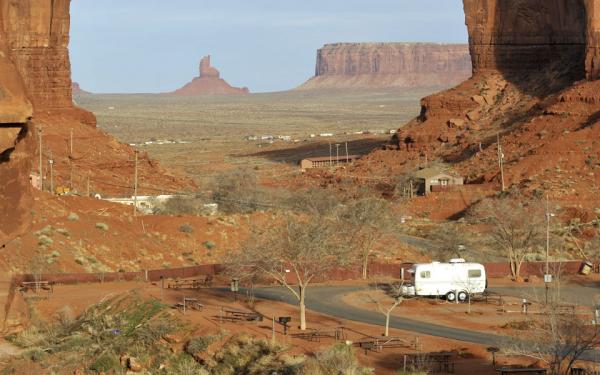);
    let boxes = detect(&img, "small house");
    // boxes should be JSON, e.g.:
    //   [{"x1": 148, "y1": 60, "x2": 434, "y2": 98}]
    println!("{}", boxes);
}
[{"x1": 412, "y1": 168, "x2": 464, "y2": 196}]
